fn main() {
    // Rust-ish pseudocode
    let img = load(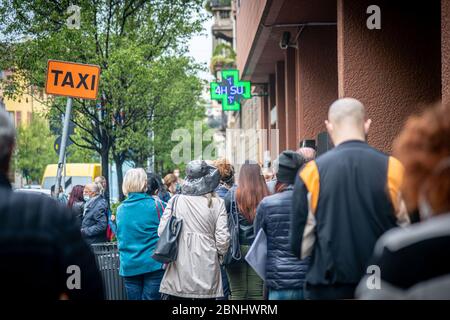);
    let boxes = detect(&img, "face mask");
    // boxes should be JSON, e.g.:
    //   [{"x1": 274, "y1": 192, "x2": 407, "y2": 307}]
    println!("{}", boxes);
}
[{"x1": 83, "y1": 195, "x2": 90, "y2": 202}]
